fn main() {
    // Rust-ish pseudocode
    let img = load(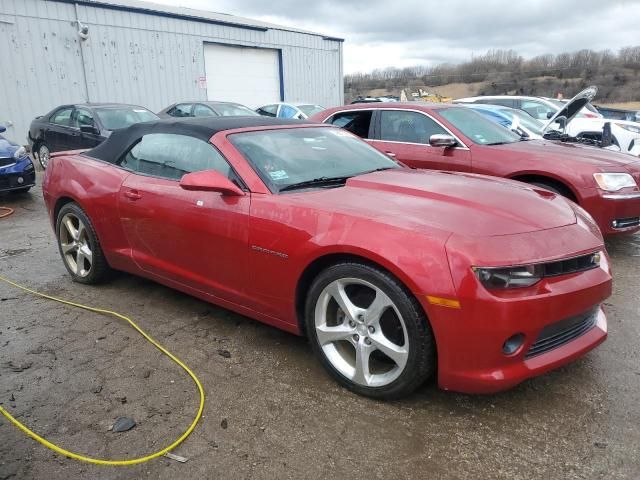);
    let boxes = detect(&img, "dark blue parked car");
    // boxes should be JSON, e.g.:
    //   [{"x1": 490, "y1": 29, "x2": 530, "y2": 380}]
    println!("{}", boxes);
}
[{"x1": 0, "y1": 125, "x2": 36, "y2": 194}]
